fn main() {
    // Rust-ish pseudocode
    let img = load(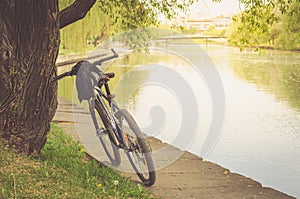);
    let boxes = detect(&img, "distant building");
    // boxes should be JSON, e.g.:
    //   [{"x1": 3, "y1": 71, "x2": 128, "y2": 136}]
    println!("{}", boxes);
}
[
  {"x1": 166, "y1": 13, "x2": 233, "y2": 34},
  {"x1": 212, "y1": 15, "x2": 232, "y2": 30},
  {"x1": 186, "y1": 18, "x2": 213, "y2": 32}
]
